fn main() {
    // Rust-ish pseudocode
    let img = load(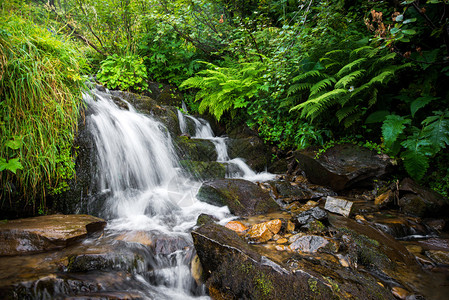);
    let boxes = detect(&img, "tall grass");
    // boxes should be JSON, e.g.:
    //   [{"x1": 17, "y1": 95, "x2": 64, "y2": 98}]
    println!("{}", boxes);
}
[{"x1": 0, "y1": 10, "x2": 87, "y2": 213}]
